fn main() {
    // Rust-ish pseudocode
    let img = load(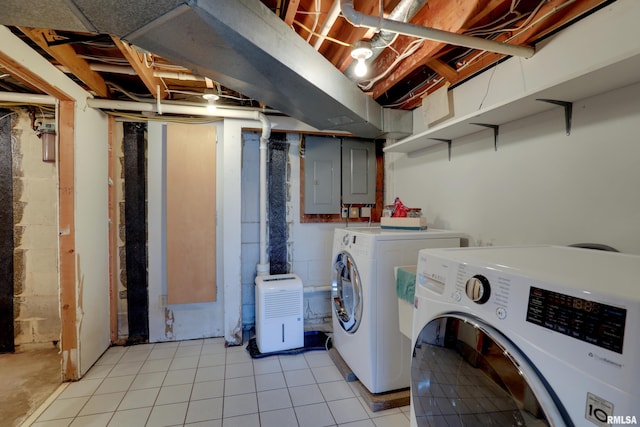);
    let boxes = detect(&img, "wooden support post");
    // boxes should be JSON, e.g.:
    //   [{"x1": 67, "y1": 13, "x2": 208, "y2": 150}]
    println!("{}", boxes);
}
[{"x1": 58, "y1": 100, "x2": 78, "y2": 381}]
